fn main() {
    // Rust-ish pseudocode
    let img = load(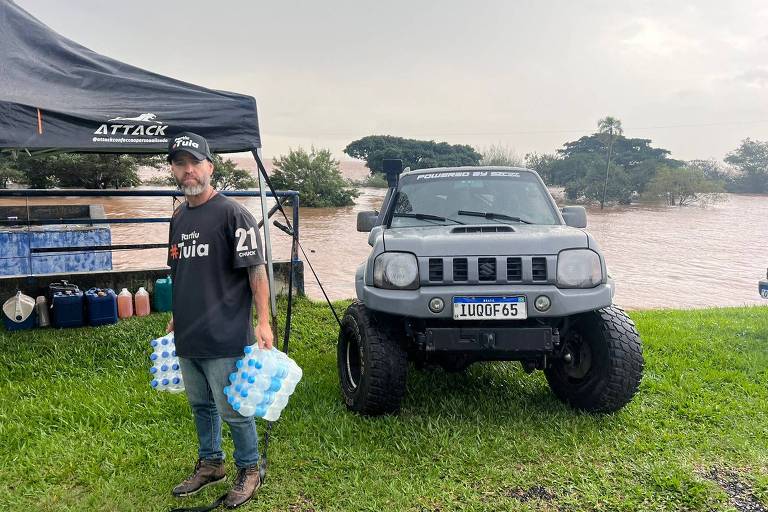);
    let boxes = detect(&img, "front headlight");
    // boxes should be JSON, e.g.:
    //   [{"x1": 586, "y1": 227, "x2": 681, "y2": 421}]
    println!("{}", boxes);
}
[
  {"x1": 373, "y1": 252, "x2": 419, "y2": 290},
  {"x1": 557, "y1": 249, "x2": 602, "y2": 288}
]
